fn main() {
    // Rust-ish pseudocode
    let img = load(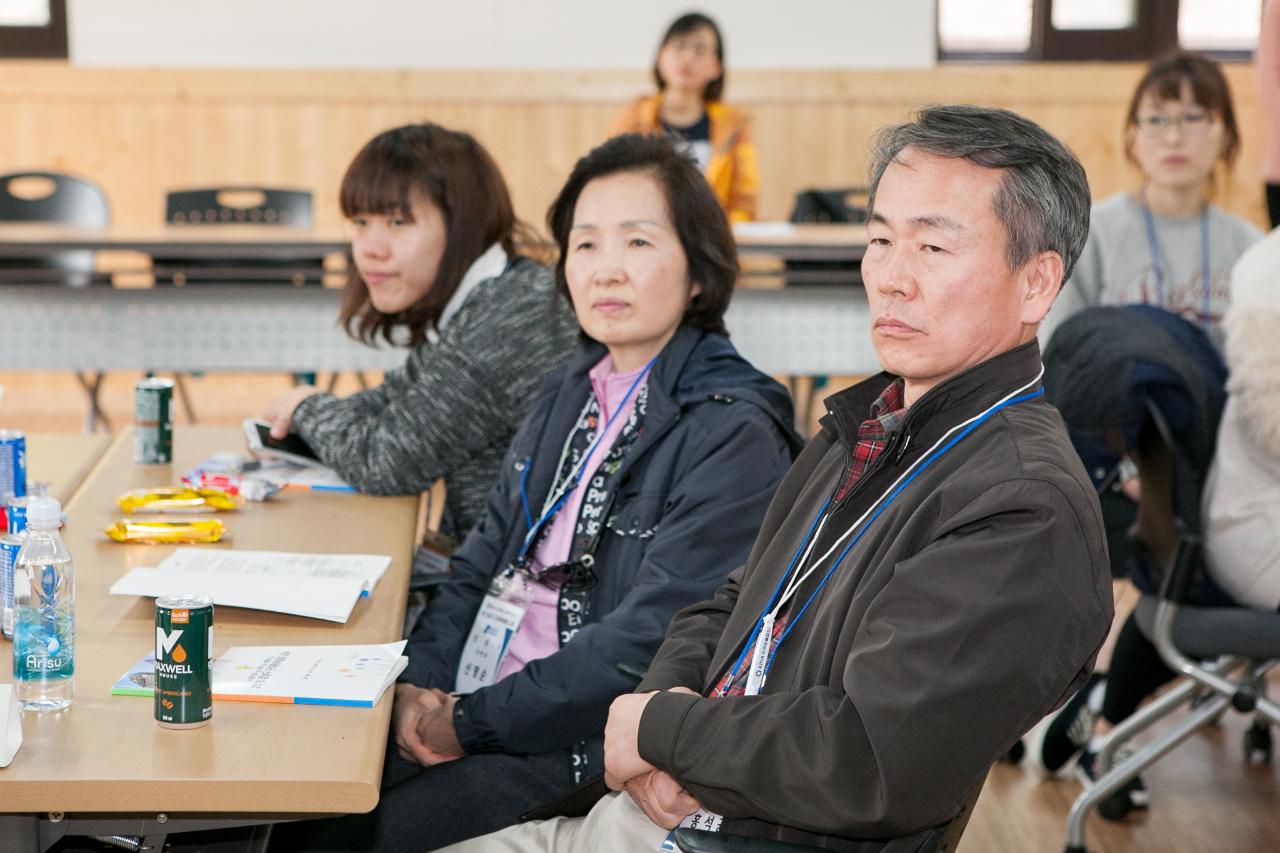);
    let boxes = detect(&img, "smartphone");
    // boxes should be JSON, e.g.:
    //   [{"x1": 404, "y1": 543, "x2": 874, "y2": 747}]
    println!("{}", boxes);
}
[{"x1": 242, "y1": 418, "x2": 325, "y2": 468}]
